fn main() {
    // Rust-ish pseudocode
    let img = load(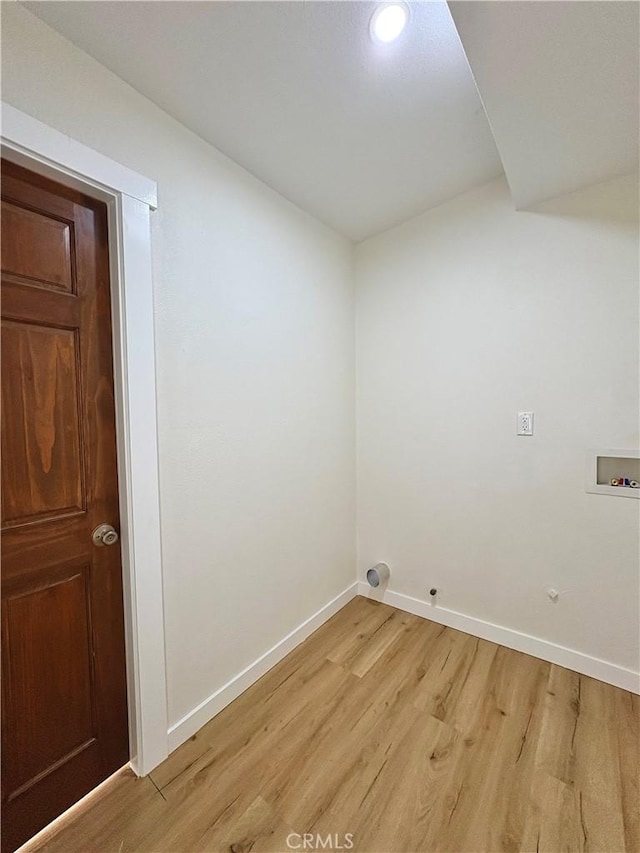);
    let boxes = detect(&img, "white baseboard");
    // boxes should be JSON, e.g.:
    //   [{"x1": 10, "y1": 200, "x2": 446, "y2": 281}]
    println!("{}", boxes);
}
[
  {"x1": 167, "y1": 577, "x2": 638, "y2": 755},
  {"x1": 167, "y1": 582, "x2": 359, "y2": 752},
  {"x1": 357, "y1": 582, "x2": 640, "y2": 695}
]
